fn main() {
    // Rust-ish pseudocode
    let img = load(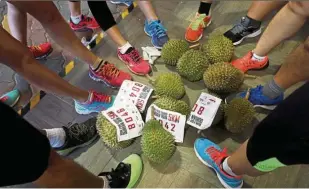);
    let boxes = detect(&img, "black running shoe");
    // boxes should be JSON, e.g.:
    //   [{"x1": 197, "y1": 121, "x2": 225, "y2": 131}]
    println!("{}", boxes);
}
[
  {"x1": 55, "y1": 117, "x2": 98, "y2": 156},
  {"x1": 224, "y1": 16, "x2": 262, "y2": 45}
]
